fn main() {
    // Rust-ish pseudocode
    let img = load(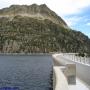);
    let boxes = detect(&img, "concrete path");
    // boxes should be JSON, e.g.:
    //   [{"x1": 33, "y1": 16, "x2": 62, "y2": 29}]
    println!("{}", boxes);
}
[
  {"x1": 53, "y1": 66, "x2": 69, "y2": 90},
  {"x1": 69, "y1": 78, "x2": 90, "y2": 90},
  {"x1": 53, "y1": 54, "x2": 90, "y2": 90}
]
